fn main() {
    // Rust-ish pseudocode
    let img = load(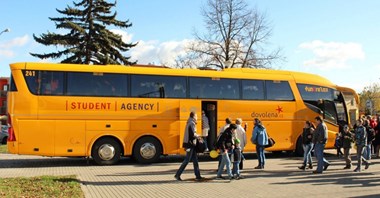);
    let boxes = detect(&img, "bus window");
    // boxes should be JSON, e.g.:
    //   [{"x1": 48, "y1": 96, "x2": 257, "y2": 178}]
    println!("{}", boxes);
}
[
  {"x1": 131, "y1": 75, "x2": 186, "y2": 98},
  {"x1": 40, "y1": 71, "x2": 64, "y2": 95},
  {"x1": 242, "y1": 80, "x2": 265, "y2": 100},
  {"x1": 323, "y1": 100, "x2": 338, "y2": 124},
  {"x1": 189, "y1": 77, "x2": 239, "y2": 99},
  {"x1": 23, "y1": 70, "x2": 64, "y2": 95},
  {"x1": 266, "y1": 80, "x2": 294, "y2": 101},
  {"x1": 67, "y1": 72, "x2": 128, "y2": 97}
]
